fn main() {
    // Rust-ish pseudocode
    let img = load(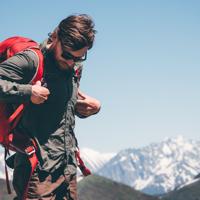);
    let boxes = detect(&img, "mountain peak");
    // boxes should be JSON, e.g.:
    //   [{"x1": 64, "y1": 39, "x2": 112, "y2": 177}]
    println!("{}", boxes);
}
[{"x1": 98, "y1": 136, "x2": 200, "y2": 195}]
